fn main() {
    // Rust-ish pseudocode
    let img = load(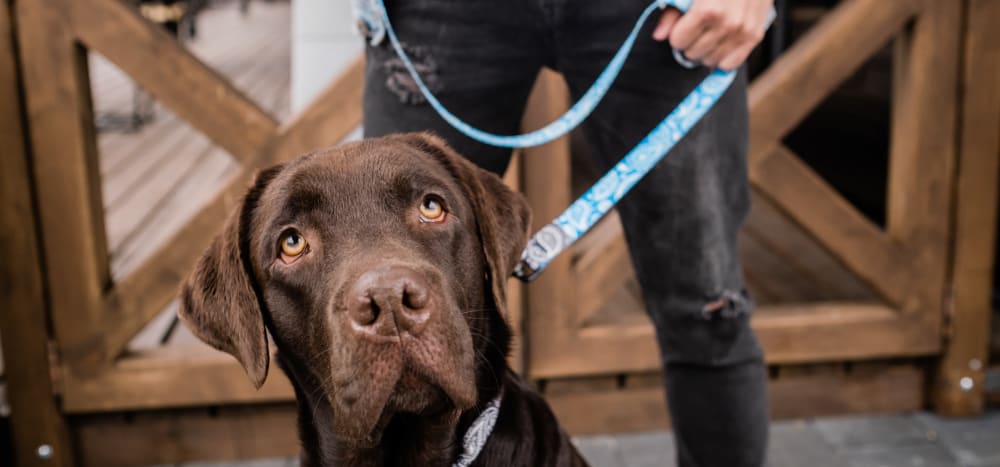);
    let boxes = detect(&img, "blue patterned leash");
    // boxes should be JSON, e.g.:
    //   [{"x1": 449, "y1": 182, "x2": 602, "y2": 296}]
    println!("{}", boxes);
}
[
  {"x1": 373, "y1": 0, "x2": 699, "y2": 148},
  {"x1": 370, "y1": 0, "x2": 774, "y2": 282}
]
